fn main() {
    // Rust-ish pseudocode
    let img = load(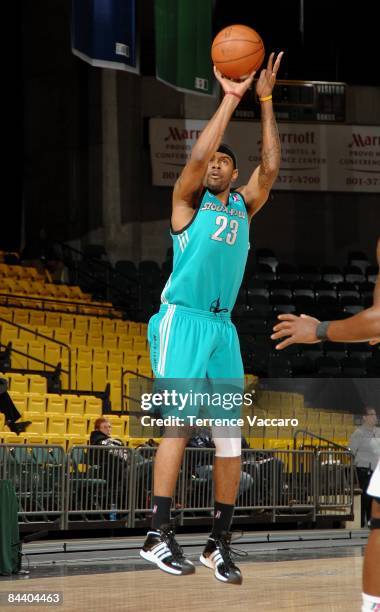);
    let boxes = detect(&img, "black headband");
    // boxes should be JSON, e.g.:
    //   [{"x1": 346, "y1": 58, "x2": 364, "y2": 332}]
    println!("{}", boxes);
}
[{"x1": 217, "y1": 144, "x2": 237, "y2": 169}]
